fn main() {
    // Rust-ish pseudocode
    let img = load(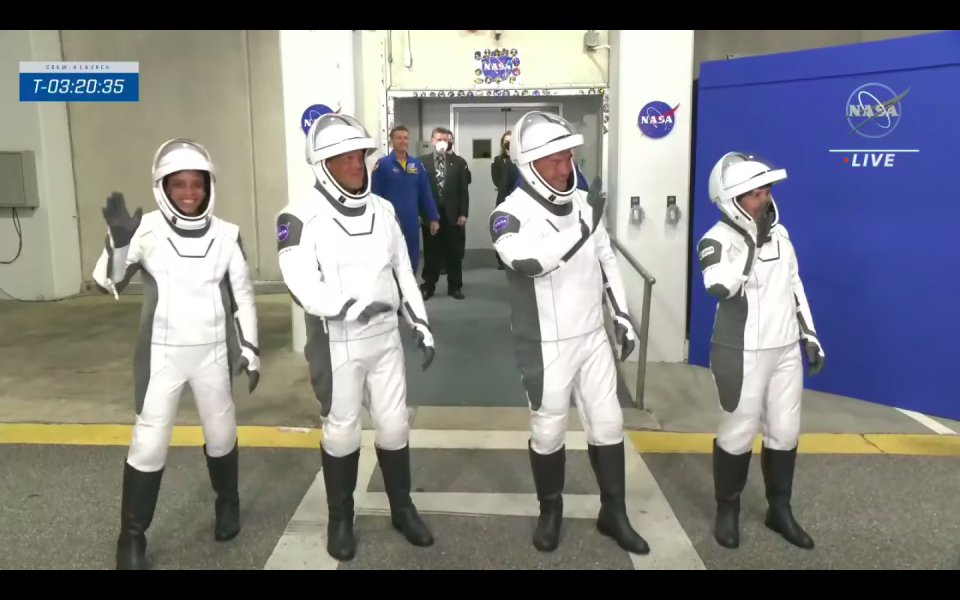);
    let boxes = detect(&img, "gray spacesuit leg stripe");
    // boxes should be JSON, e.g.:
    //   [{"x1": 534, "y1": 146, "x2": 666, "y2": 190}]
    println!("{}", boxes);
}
[
  {"x1": 711, "y1": 293, "x2": 749, "y2": 350},
  {"x1": 303, "y1": 314, "x2": 334, "y2": 417},
  {"x1": 505, "y1": 269, "x2": 545, "y2": 410},
  {"x1": 133, "y1": 270, "x2": 160, "y2": 415},
  {"x1": 218, "y1": 278, "x2": 240, "y2": 388},
  {"x1": 710, "y1": 344, "x2": 744, "y2": 413},
  {"x1": 515, "y1": 338, "x2": 545, "y2": 411}
]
